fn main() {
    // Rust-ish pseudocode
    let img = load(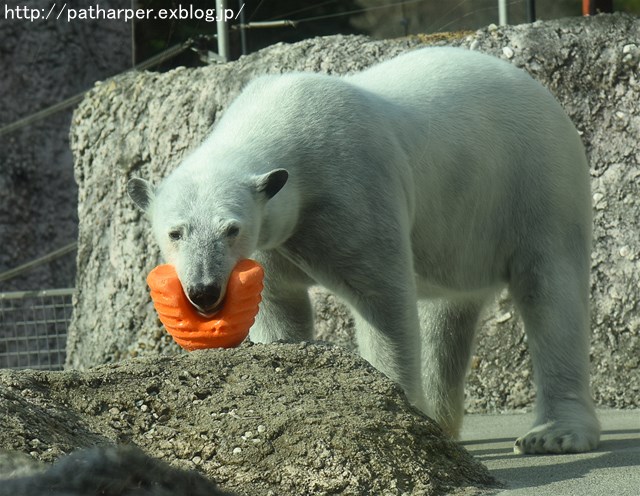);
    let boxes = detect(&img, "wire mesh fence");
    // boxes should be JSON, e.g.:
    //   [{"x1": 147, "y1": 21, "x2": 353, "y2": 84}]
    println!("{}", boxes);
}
[{"x1": 0, "y1": 288, "x2": 75, "y2": 370}]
